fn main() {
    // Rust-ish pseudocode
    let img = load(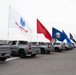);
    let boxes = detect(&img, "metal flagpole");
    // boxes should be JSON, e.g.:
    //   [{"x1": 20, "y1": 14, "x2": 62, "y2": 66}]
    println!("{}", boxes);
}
[{"x1": 7, "y1": 6, "x2": 10, "y2": 43}]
